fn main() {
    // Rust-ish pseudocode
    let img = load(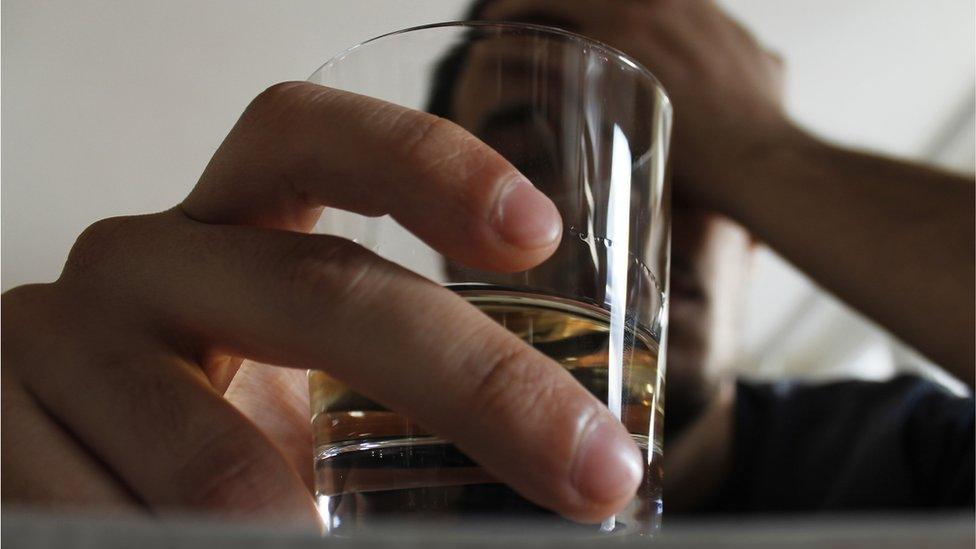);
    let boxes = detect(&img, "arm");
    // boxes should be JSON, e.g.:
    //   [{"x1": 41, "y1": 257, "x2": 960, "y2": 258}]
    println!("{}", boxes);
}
[
  {"x1": 487, "y1": 0, "x2": 975, "y2": 386},
  {"x1": 726, "y1": 130, "x2": 974, "y2": 386}
]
